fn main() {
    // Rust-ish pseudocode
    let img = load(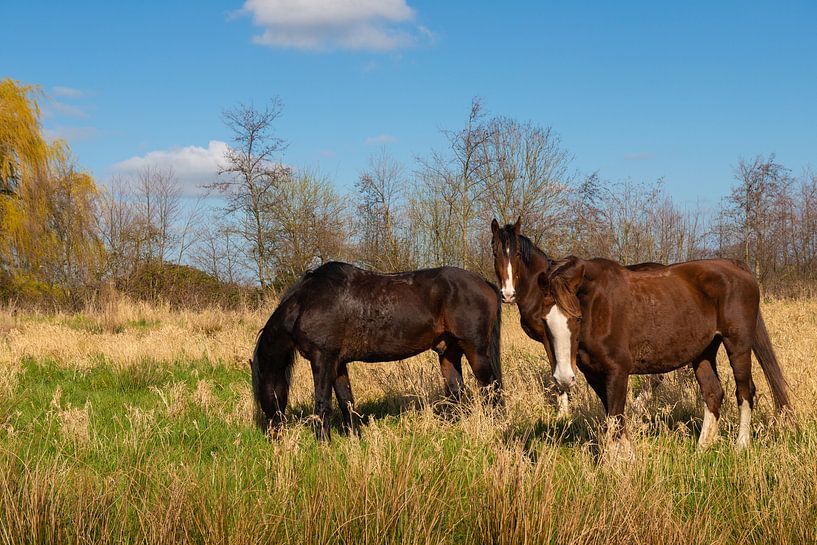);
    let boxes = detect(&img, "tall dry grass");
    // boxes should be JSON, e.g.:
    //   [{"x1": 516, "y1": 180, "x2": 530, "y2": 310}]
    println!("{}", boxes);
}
[{"x1": 0, "y1": 297, "x2": 816, "y2": 544}]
